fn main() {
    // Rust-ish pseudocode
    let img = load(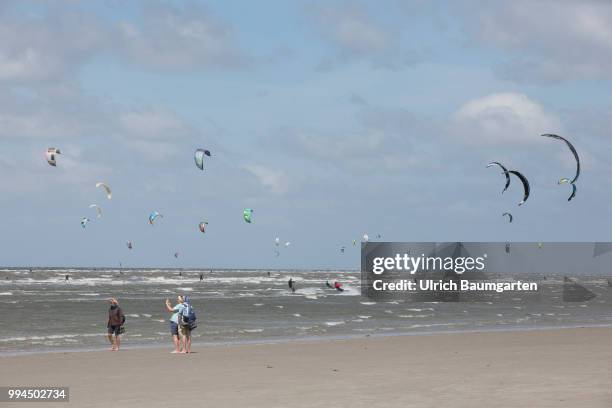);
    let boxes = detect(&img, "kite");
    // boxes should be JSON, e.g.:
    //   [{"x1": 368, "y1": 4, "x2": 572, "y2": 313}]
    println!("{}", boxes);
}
[
  {"x1": 541, "y1": 134, "x2": 580, "y2": 184},
  {"x1": 487, "y1": 161, "x2": 511, "y2": 194},
  {"x1": 148, "y1": 211, "x2": 163, "y2": 225},
  {"x1": 509, "y1": 170, "x2": 530, "y2": 206},
  {"x1": 96, "y1": 182, "x2": 112, "y2": 200},
  {"x1": 89, "y1": 204, "x2": 102, "y2": 218},
  {"x1": 46, "y1": 148, "x2": 61, "y2": 167},
  {"x1": 502, "y1": 212, "x2": 513, "y2": 223},
  {"x1": 243, "y1": 208, "x2": 253, "y2": 223},
  {"x1": 194, "y1": 149, "x2": 211, "y2": 171},
  {"x1": 80, "y1": 217, "x2": 90, "y2": 228},
  {"x1": 198, "y1": 221, "x2": 208, "y2": 233}
]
